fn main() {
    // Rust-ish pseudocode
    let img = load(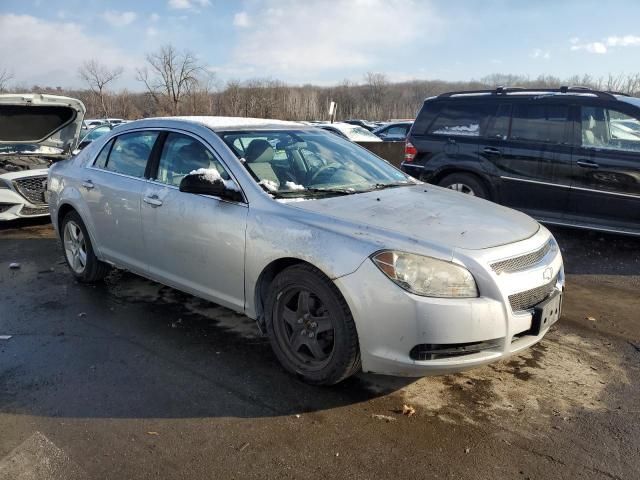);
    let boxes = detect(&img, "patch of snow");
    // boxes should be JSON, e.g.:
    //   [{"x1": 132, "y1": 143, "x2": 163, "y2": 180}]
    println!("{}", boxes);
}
[
  {"x1": 149, "y1": 116, "x2": 306, "y2": 130},
  {"x1": 258, "y1": 179, "x2": 279, "y2": 192},
  {"x1": 432, "y1": 124, "x2": 480, "y2": 136},
  {"x1": 284, "y1": 181, "x2": 305, "y2": 191},
  {"x1": 190, "y1": 168, "x2": 240, "y2": 192}
]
